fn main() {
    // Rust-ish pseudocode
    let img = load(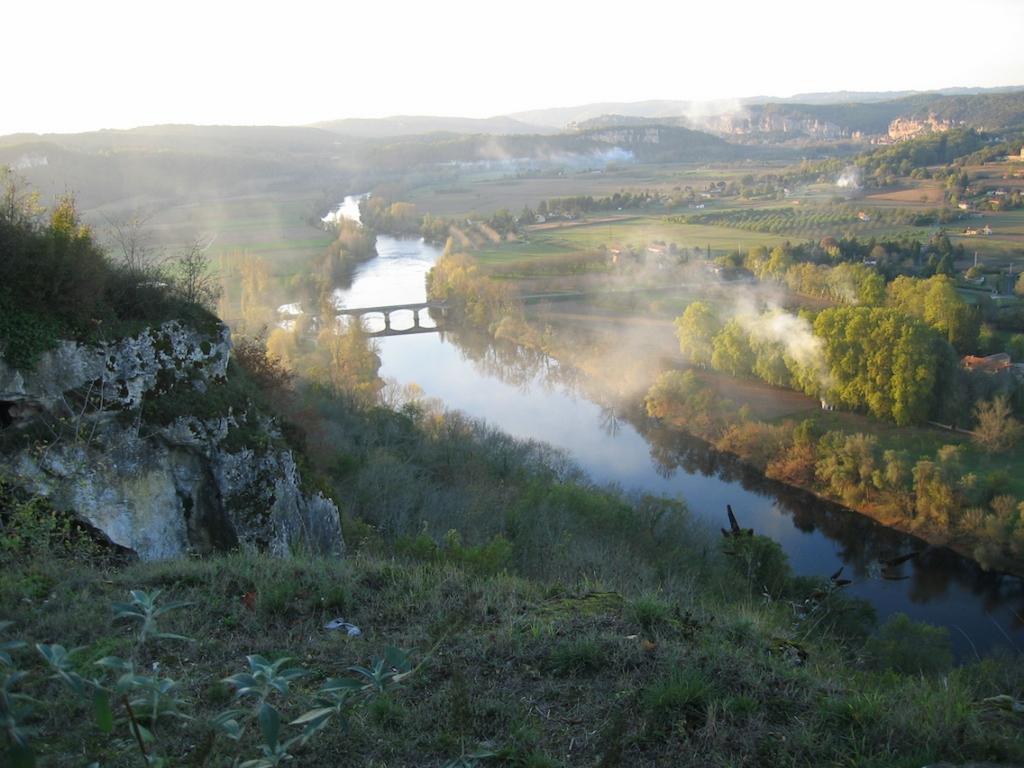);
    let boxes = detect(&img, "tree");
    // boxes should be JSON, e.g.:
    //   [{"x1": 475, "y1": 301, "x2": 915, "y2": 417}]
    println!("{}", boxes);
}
[
  {"x1": 711, "y1": 319, "x2": 754, "y2": 377},
  {"x1": 1008, "y1": 333, "x2": 1024, "y2": 361},
  {"x1": 814, "y1": 306, "x2": 950, "y2": 425},
  {"x1": 313, "y1": 319, "x2": 383, "y2": 406},
  {"x1": 266, "y1": 326, "x2": 300, "y2": 371},
  {"x1": 238, "y1": 253, "x2": 273, "y2": 332},
  {"x1": 972, "y1": 394, "x2": 1024, "y2": 453},
  {"x1": 104, "y1": 211, "x2": 158, "y2": 277},
  {"x1": 1016, "y1": 273, "x2": 1024, "y2": 298},
  {"x1": 174, "y1": 239, "x2": 222, "y2": 310},
  {"x1": 0, "y1": 166, "x2": 42, "y2": 225},
  {"x1": 887, "y1": 275, "x2": 978, "y2": 351},
  {"x1": 674, "y1": 301, "x2": 721, "y2": 367}
]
